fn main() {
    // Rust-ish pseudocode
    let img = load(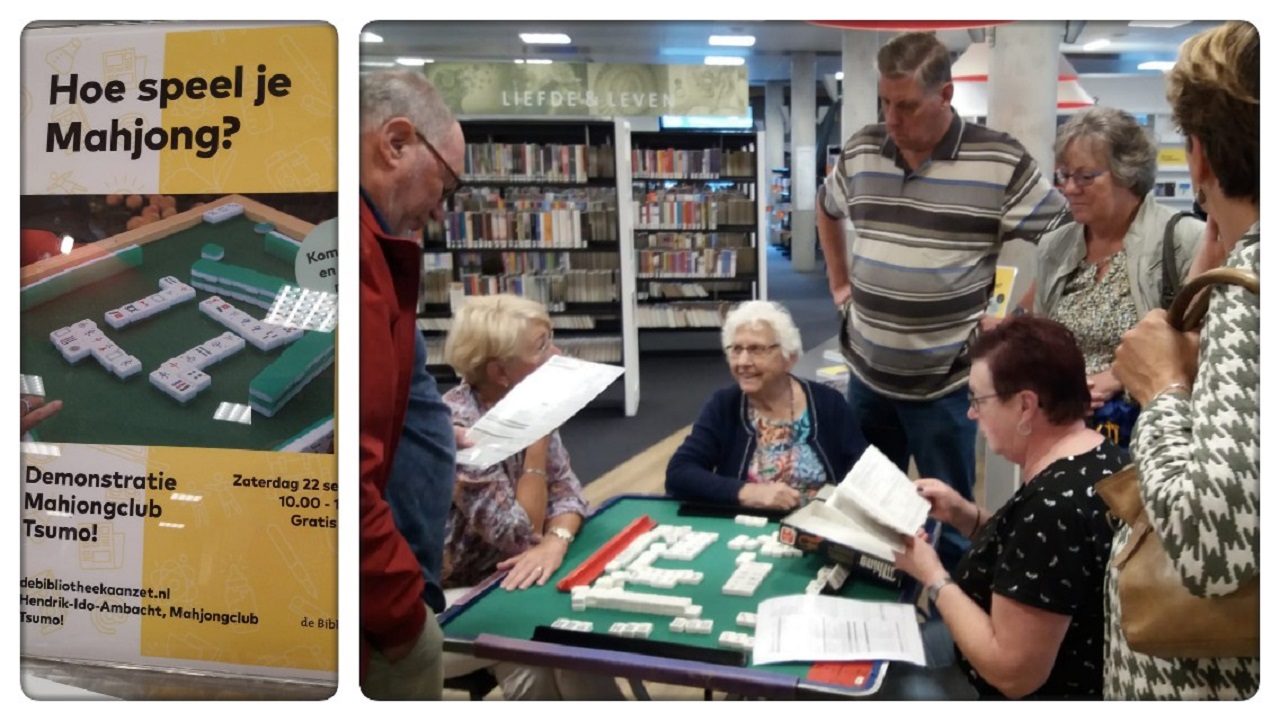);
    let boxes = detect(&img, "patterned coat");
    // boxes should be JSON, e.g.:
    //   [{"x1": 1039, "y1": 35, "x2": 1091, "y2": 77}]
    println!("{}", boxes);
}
[
  {"x1": 1103, "y1": 224, "x2": 1260, "y2": 699},
  {"x1": 440, "y1": 382, "x2": 588, "y2": 588}
]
